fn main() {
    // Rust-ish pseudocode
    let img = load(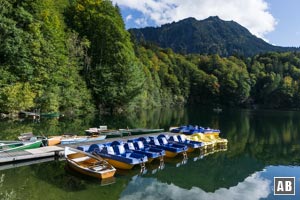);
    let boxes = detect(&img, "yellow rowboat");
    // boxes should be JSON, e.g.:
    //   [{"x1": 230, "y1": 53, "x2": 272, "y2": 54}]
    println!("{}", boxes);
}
[
  {"x1": 47, "y1": 136, "x2": 62, "y2": 146},
  {"x1": 65, "y1": 147, "x2": 116, "y2": 179},
  {"x1": 205, "y1": 134, "x2": 228, "y2": 146},
  {"x1": 186, "y1": 133, "x2": 217, "y2": 148}
]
